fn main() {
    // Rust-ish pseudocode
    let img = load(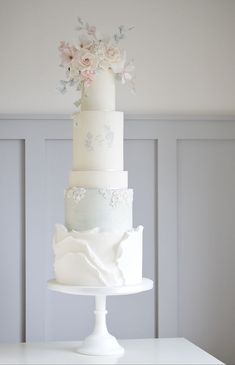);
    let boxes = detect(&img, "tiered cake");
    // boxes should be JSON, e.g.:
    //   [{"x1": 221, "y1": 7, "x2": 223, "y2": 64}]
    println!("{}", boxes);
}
[{"x1": 53, "y1": 20, "x2": 143, "y2": 287}]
